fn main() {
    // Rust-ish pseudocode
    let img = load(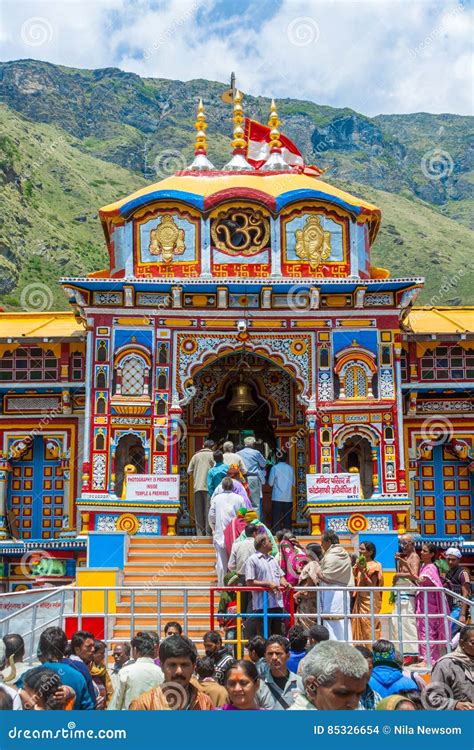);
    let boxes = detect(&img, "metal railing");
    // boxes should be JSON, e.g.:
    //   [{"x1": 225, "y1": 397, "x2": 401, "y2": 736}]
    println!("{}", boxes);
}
[{"x1": 0, "y1": 584, "x2": 471, "y2": 669}]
